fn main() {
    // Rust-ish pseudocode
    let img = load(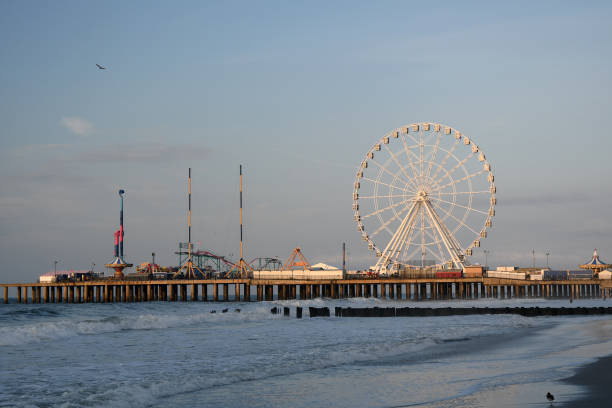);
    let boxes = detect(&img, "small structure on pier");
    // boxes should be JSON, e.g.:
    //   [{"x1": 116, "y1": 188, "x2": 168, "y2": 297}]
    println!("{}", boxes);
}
[
  {"x1": 284, "y1": 247, "x2": 311, "y2": 270},
  {"x1": 579, "y1": 249, "x2": 611, "y2": 276},
  {"x1": 105, "y1": 189, "x2": 132, "y2": 278}
]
